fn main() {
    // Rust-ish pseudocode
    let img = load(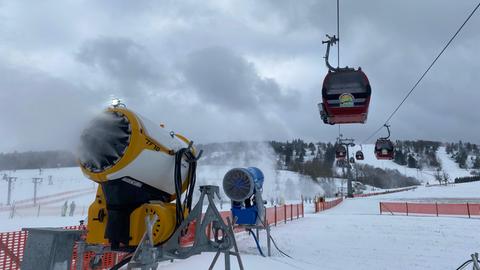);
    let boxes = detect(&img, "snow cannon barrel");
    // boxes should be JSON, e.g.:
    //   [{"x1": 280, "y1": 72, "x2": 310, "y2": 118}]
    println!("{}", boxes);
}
[
  {"x1": 223, "y1": 167, "x2": 264, "y2": 202},
  {"x1": 223, "y1": 167, "x2": 265, "y2": 225},
  {"x1": 78, "y1": 106, "x2": 197, "y2": 249},
  {"x1": 79, "y1": 107, "x2": 192, "y2": 194}
]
